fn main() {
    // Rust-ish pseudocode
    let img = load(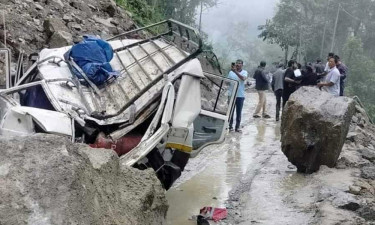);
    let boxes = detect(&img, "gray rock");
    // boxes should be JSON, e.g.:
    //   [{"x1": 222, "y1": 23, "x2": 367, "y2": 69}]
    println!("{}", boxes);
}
[
  {"x1": 88, "y1": 4, "x2": 97, "y2": 11},
  {"x1": 347, "y1": 132, "x2": 357, "y2": 142},
  {"x1": 103, "y1": 0, "x2": 117, "y2": 17},
  {"x1": 43, "y1": 17, "x2": 70, "y2": 37},
  {"x1": 69, "y1": 22, "x2": 82, "y2": 31},
  {"x1": 72, "y1": 14, "x2": 83, "y2": 24},
  {"x1": 110, "y1": 18, "x2": 120, "y2": 26},
  {"x1": 32, "y1": 18, "x2": 41, "y2": 25},
  {"x1": 281, "y1": 87, "x2": 356, "y2": 173},
  {"x1": 336, "y1": 152, "x2": 370, "y2": 169},
  {"x1": 358, "y1": 205, "x2": 375, "y2": 221},
  {"x1": 0, "y1": 134, "x2": 168, "y2": 224},
  {"x1": 48, "y1": 30, "x2": 73, "y2": 48},
  {"x1": 62, "y1": 15, "x2": 74, "y2": 23},
  {"x1": 361, "y1": 166, "x2": 375, "y2": 179},
  {"x1": 93, "y1": 16, "x2": 116, "y2": 28},
  {"x1": 34, "y1": 3, "x2": 44, "y2": 10},
  {"x1": 69, "y1": 1, "x2": 91, "y2": 14},
  {"x1": 359, "y1": 148, "x2": 375, "y2": 162},
  {"x1": 50, "y1": 0, "x2": 64, "y2": 8},
  {"x1": 332, "y1": 192, "x2": 361, "y2": 211},
  {"x1": 348, "y1": 185, "x2": 361, "y2": 195}
]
